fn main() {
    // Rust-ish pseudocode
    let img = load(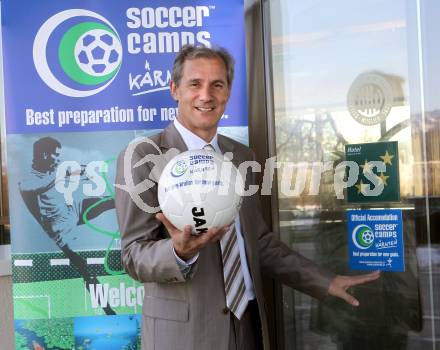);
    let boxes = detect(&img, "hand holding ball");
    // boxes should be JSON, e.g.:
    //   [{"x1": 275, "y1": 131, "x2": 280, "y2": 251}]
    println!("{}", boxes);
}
[{"x1": 158, "y1": 150, "x2": 244, "y2": 235}]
